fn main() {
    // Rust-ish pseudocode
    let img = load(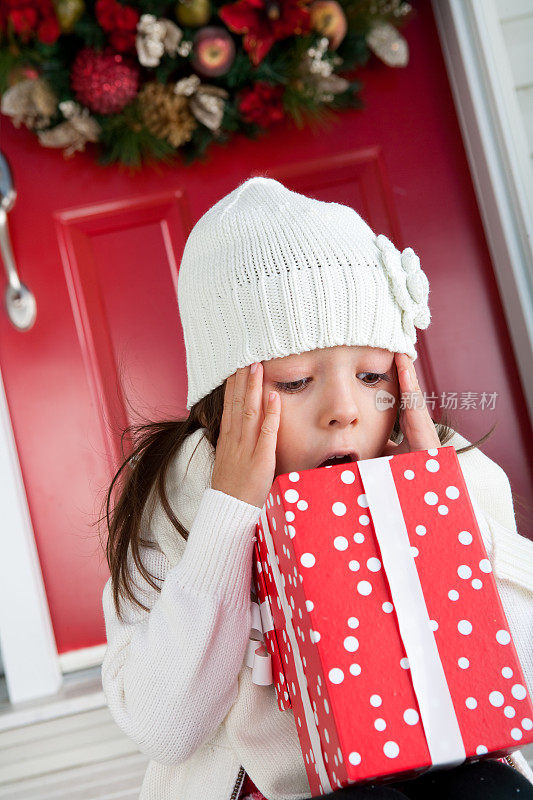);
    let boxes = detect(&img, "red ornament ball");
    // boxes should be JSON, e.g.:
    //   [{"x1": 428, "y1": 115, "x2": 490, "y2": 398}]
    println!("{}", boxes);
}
[{"x1": 70, "y1": 48, "x2": 140, "y2": 115}]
